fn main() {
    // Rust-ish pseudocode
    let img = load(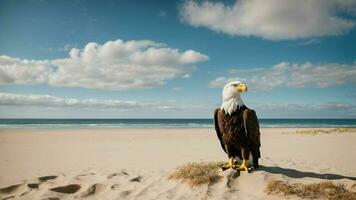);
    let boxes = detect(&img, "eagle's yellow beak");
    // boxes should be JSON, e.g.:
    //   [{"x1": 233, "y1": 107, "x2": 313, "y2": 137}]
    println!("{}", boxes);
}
[{"x1": 237, "y1": 83, "x2": 247, "y2": 93}]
